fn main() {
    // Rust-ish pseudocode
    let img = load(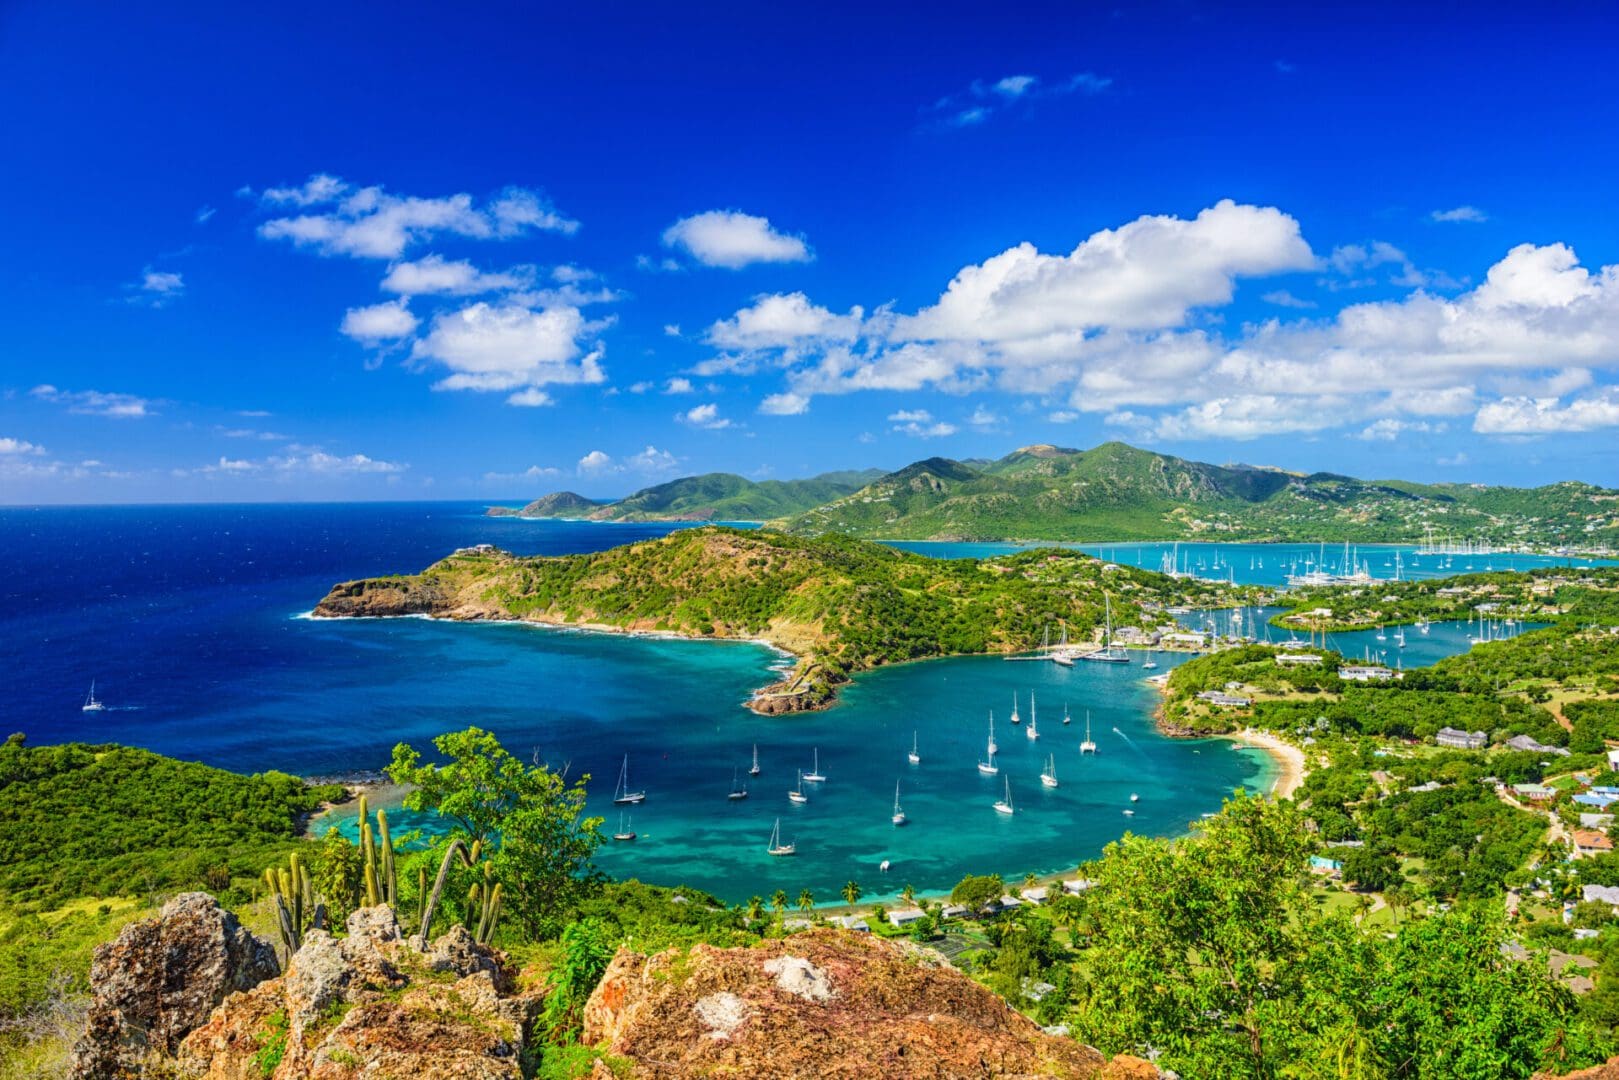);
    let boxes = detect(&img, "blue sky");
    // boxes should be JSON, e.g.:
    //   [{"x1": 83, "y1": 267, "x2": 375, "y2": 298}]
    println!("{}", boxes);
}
[{"x1": 4, "y1": 0, "x2": 1619, "y2": 504}]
